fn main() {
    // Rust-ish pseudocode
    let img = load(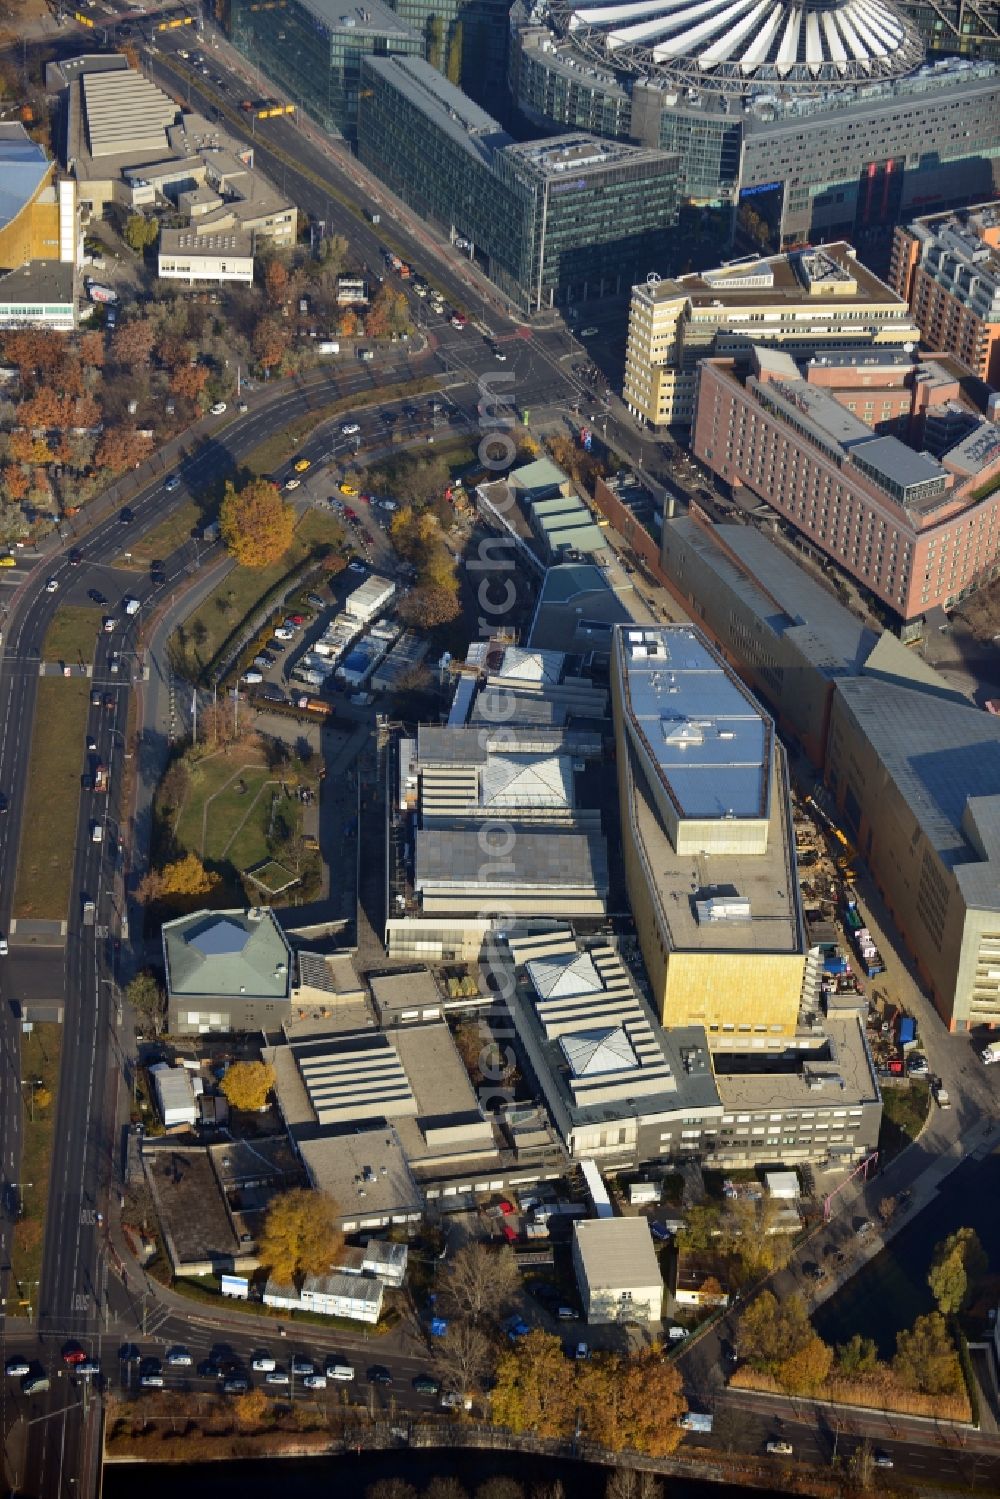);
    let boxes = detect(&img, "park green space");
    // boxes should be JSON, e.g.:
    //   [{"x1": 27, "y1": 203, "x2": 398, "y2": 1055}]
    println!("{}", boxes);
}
[
  {"x1": 13, "y1": 678, "x2": 91, "y2": 918},
  {"x1": 173, "y1": 507, "x2": 344, "y2": 677},
  {"x1": 42, "y1": 606, "x2": 102, "y2": 663},
  {"x1": 10, "y1": 1025, "x2": 63, "y2": 1301},
  {"x1": 172, "y1": 751, "x2": 302, "y2": 896}
]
